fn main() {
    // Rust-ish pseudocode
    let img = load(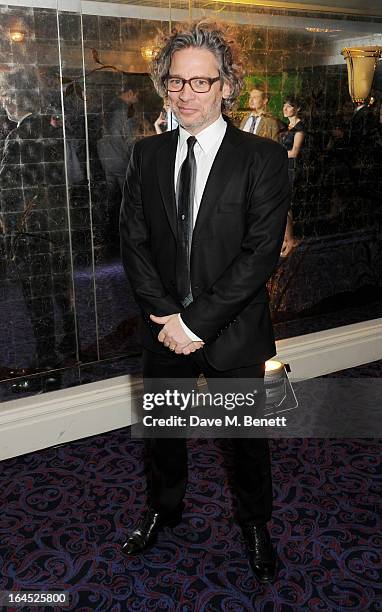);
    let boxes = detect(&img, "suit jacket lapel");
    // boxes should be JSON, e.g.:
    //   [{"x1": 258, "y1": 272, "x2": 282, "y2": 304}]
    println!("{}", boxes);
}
[
  {"x1": 257, "y1": 116, "x2": 264, "y2": 137},
  {"x1": 156, "y1": 128, "x2": 179, "y2": 239},
  {"x1": 240, "y1": 113, "x2": 249, "y2": 130},
  {"x1": 156, "y1": 124, "x2": 242, "y2": 240},
  {"x1": 193, "y1": 124, "x2": 240, "y2": 237}
]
